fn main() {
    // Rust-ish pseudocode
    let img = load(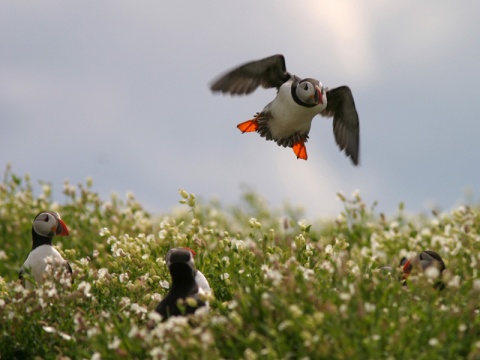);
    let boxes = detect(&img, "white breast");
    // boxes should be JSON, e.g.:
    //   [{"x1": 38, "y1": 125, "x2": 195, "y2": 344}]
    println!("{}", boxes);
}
[
  {"x1": 265, "y1": 81, "x2": 327, "y2": 140},
  {"x1": 195, "y1": 270, "x2": 211, "y2": 295},
  {"x1": 21, "y1": 245, "x2": 67, "y2": 288},
  {"x1": 195, "y1": 270, "x2": 211, "y2": 309}
]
